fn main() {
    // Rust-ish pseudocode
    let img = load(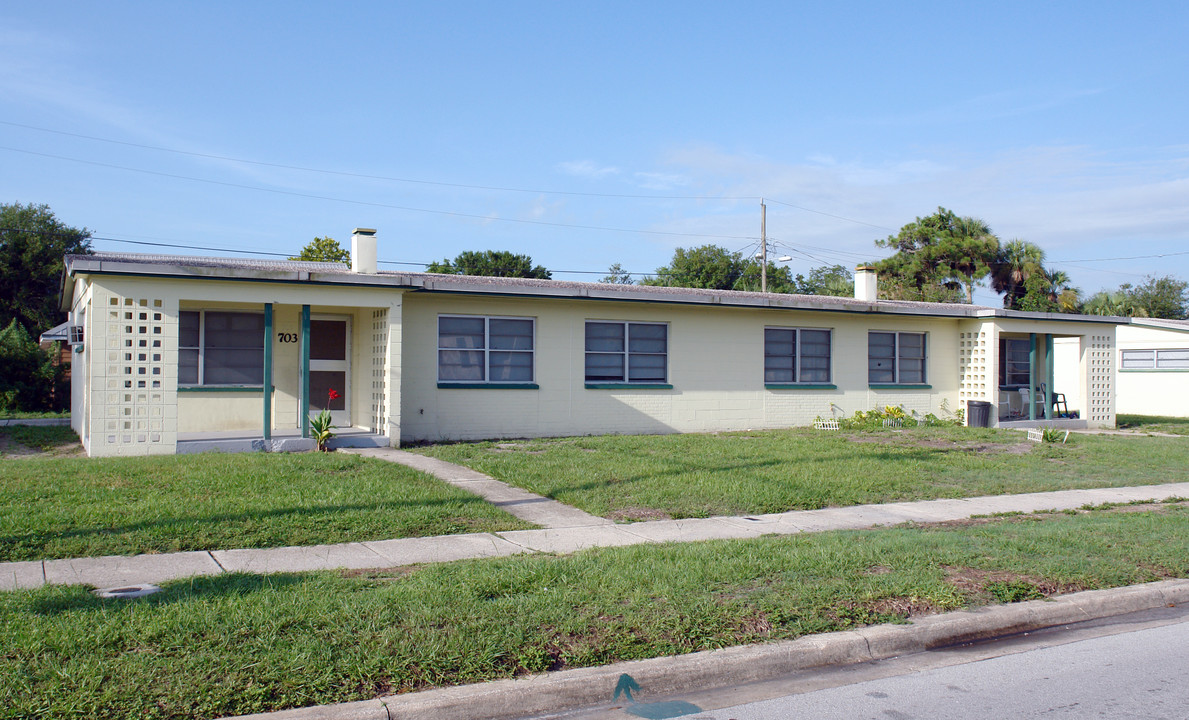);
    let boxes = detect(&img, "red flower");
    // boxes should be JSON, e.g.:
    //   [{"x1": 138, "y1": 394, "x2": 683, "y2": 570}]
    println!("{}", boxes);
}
[{"x1": 328, "y1": 388, "x2": 341, "y2": 401}]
